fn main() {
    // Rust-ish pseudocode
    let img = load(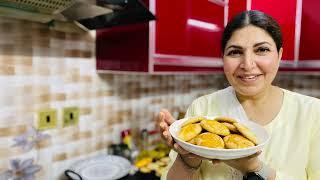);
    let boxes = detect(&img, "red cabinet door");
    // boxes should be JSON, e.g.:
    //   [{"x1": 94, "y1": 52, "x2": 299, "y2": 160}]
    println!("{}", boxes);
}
[
  {"x1": 228, "y1": 0, "x2": 247, "y2": 22},
  {"x1": 298, "y1": 0, "x2": 320, "y2": 70},
  {"x1": 152, "y1": 0, "x2": 225, "y2": 72},
  {"x1": 251, "y1": 0, "x2": 296, "y2": 61}
]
